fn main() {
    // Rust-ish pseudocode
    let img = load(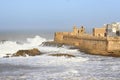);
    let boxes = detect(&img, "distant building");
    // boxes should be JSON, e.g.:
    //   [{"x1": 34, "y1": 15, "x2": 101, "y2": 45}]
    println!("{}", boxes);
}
[
  {"x1": 106, "y1": 22, "x2": 120, "y2": 37},
  {"x1": 73, "y1": 25, "x2": 85, "y2": 36},
  {"x1": 93, "y1": 28, "x2": 106, "y2": 37},
  {"x1": 54, "y1": 22, "x2": 120, "y2": 57},
  {"x1": 93, "y1": 22, "x2": 120, "y2": 37}
]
